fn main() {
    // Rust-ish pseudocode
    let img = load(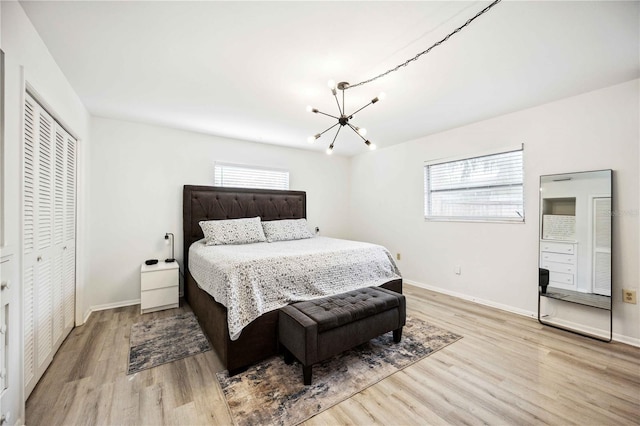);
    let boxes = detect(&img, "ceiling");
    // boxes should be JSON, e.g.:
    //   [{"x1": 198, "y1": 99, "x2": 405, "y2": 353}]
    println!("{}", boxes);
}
[{"x1": 20, "y1": 1, "x2": 640, "y2": 156}]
